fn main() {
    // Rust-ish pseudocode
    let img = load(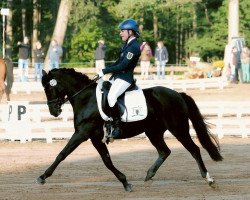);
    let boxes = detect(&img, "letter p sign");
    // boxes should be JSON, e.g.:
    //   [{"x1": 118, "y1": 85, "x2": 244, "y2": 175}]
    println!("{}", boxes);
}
[
  {"x1": 18, "y1": 105, "x2": 26, "y2": 120},
  {"x1": 7, "y1": 101, "x2": 29, "y2": 122}
]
